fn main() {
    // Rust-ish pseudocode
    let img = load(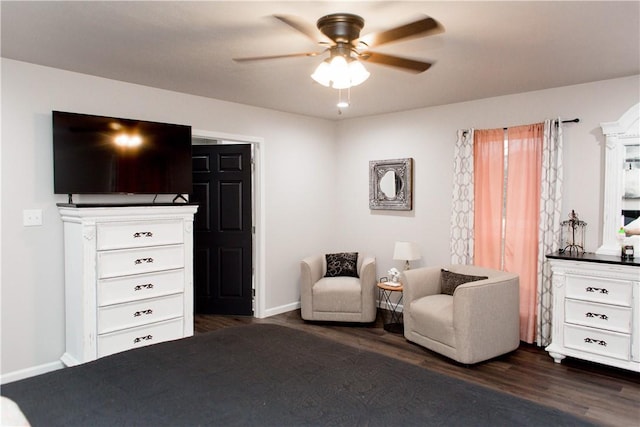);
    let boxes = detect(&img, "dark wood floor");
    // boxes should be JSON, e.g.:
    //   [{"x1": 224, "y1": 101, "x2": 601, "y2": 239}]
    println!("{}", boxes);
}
[{"x1": 195, "y1": 310, "x2": 640, "y2": 427}]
